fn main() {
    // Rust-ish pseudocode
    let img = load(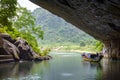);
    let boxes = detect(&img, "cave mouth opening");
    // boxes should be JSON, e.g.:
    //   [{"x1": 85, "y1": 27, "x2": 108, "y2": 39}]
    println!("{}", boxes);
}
[
  {"x1": 32, "y1": 7, "x2": 97, "y2": 53},
  {"x1": 29, "y1": 0, "x2": 120, "y2": 60}
]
